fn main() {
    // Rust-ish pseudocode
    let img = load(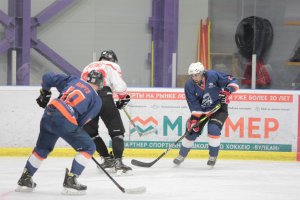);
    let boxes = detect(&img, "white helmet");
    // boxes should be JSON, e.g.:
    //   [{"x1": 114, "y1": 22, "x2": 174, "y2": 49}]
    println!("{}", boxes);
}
[{"x1": 188, "y1": 62, "x2": 205, "y2": 75}]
